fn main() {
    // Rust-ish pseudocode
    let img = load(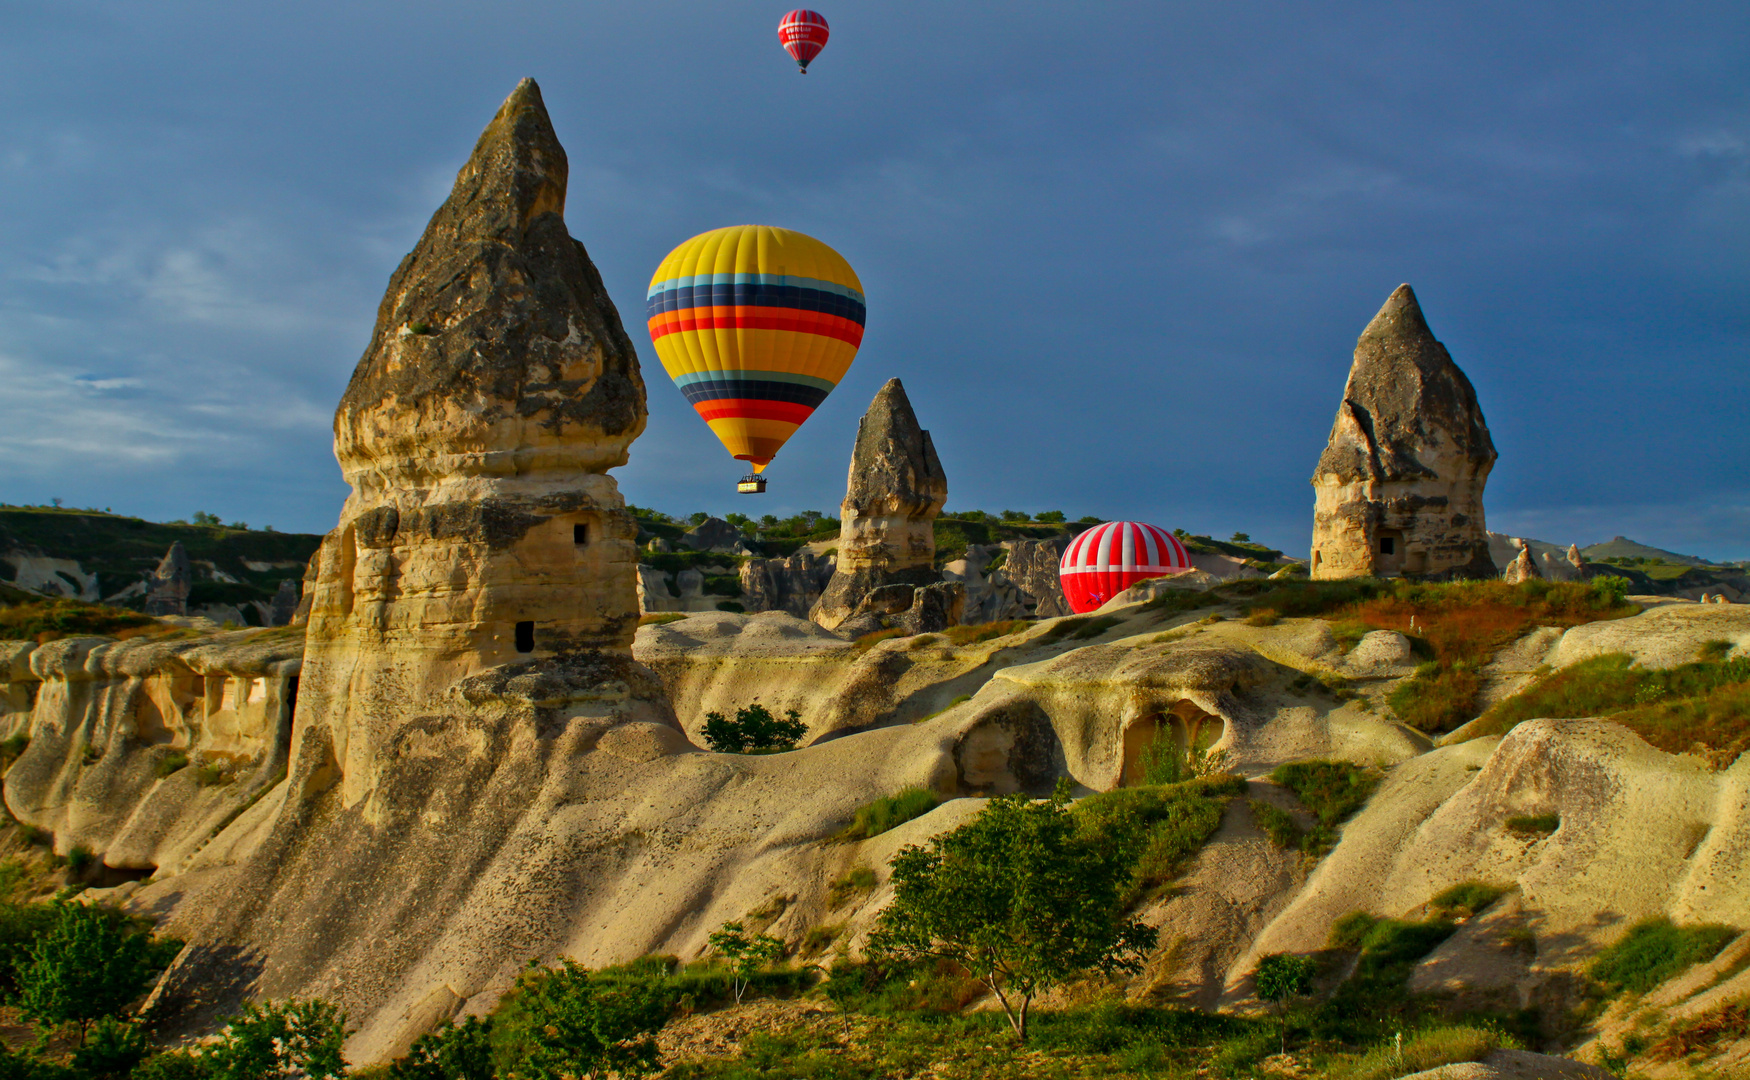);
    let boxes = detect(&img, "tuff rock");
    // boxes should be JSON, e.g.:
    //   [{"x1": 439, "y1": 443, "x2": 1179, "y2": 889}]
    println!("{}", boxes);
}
[
  {"x1": 810, "y1": 379, "x2": 948, "y2": 630},
  {"x1": 144, "y1": 542, "x2": 192, "y2": 616},
  {"x1": 1311, "y1": 285, "x2": 1497, "y2": 580}
]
